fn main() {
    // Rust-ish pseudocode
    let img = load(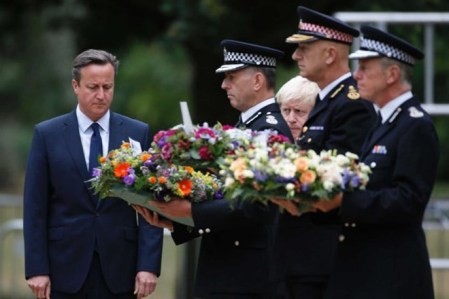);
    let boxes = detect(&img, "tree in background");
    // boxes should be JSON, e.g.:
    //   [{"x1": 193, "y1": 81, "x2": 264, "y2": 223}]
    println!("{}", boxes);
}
[{"x1": 1, "y1": 0, "x2": 449, "y2": 192}]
